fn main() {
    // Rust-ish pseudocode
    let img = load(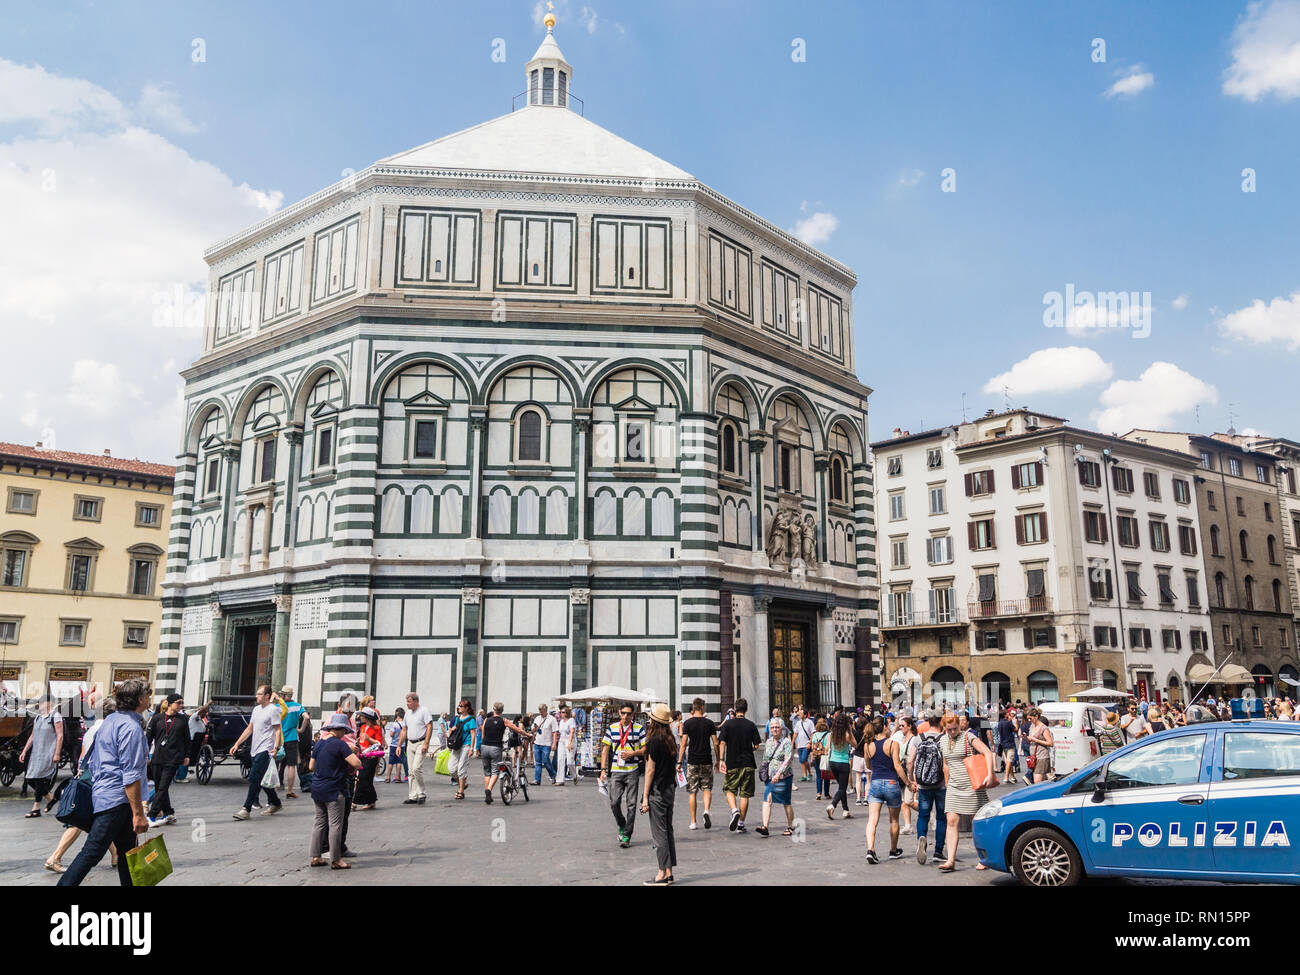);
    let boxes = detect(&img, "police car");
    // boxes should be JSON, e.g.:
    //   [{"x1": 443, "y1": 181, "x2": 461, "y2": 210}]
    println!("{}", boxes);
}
[{"x1": 972, "y1": 715, "x2": 1299, "y2": 886}]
